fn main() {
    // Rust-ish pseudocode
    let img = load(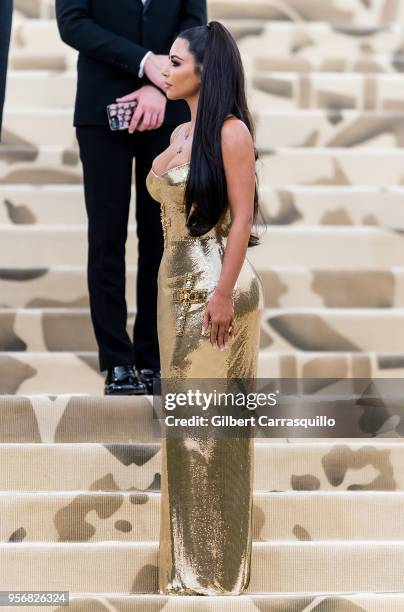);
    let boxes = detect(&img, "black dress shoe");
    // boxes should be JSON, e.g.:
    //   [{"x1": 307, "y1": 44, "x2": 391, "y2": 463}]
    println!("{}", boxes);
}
[
  {"x1": 138, "y1": 367, "x2": 161, "y2": 395},
  {"x1": 104, "y1": 365, "x2": 147, "y2": 396}
]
